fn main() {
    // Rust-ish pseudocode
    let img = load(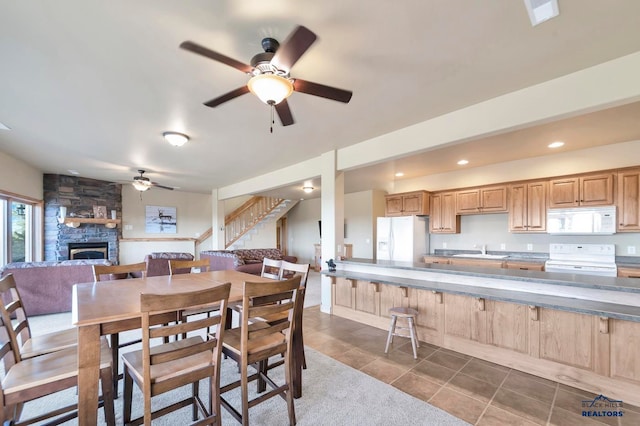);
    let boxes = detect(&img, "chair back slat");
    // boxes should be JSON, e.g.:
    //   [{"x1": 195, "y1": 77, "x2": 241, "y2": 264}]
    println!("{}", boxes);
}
[
  {"x1": 248, "y1": 321, "x2": 290, "y2": 341},
  {"x1": 141, "y1": 286, "x2": 227, "y2": 312},
  {"x1": 150, "y1": 339, "x2": 216, "y2": 365},
  {"x1": 279, "y1": 261, "x2": 310, "y2": 288},
  {"x1": 93, "y1": 262, "x2": 147, "y2": 281},
  {"x1": 168, "y1": 258, "x2": 210, "y2": 275},
  {"x1": 149, "y1": 315, "x2": 221, "y2": 340},
  {"x1": 0, "y1": 274, "x2": 32, "y2": 358},
  {"x1": 250, "y1": 300, "x2": 295, "y2": 319}
]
